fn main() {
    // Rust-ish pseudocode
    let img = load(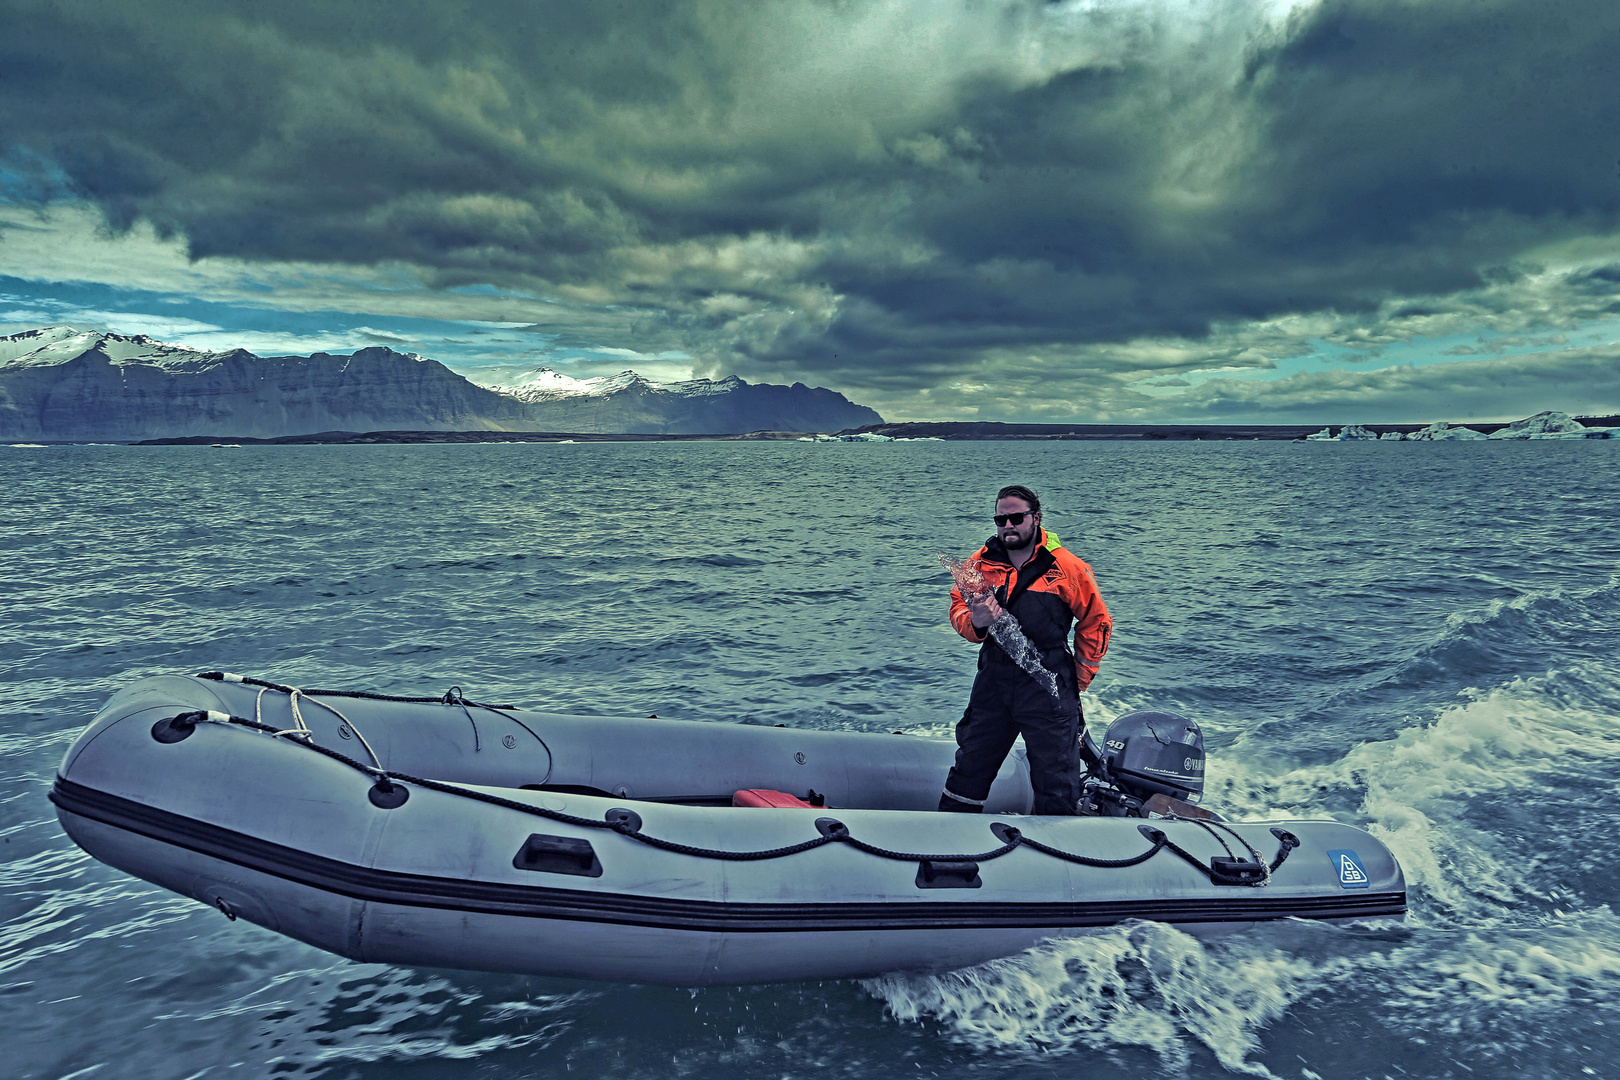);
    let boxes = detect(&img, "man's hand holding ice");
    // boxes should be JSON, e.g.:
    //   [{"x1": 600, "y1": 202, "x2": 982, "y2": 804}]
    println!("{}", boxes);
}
[{"x1": 963, "y1": 588, "x2": 1004, "y2": 630}]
